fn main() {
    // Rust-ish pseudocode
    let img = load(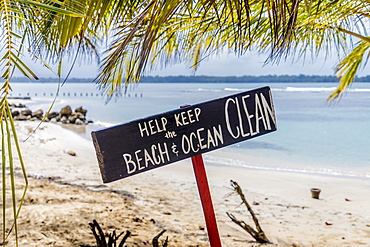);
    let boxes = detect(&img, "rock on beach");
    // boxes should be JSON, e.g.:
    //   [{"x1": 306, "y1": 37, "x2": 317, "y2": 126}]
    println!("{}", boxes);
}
[{"x1": 10, "y1": 103, "x2": 93, "y2": 125}]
